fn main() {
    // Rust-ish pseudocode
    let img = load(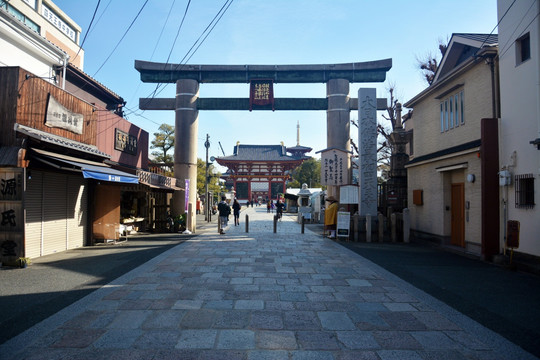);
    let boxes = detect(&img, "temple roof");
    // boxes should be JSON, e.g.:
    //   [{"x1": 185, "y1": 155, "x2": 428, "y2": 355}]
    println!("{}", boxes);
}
[{"x1": 216, "y1": 144, "x2": 302, "y2": 163}]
